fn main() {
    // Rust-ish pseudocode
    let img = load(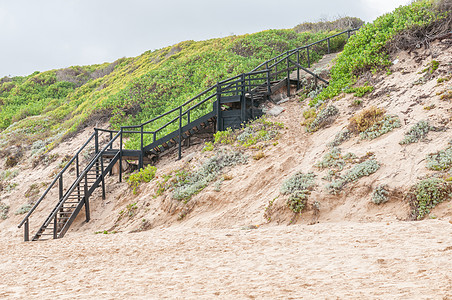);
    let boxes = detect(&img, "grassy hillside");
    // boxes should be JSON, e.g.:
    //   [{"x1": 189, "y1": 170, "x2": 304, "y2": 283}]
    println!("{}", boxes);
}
[
  {"x1": 0, "y1": 28, "x2": 350, "y2": 151},
  {"x1": 314, "y1": 0, "x2": 451, "y2": 105}
]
